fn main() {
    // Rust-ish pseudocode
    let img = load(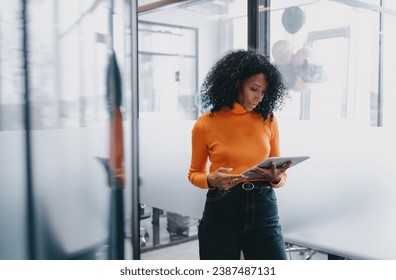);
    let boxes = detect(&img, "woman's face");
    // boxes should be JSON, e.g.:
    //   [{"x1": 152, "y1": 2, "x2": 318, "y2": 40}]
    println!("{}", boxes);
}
[{"x1": 236, "y1": 73, "x2": 268, "y2": 111}]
